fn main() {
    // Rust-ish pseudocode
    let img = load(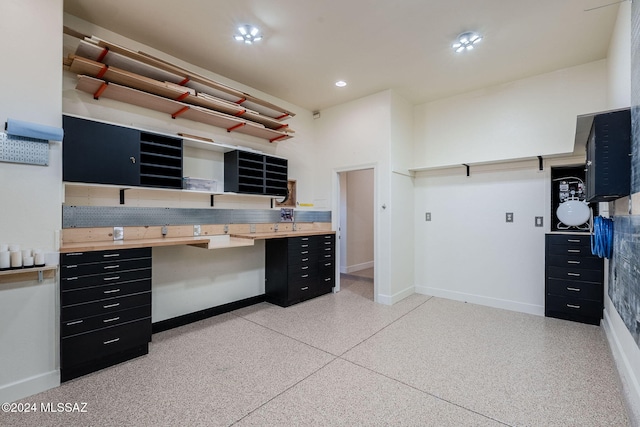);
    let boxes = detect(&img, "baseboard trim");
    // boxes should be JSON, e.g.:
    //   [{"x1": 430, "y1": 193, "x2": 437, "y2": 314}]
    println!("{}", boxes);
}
[
  {"x1": 152, "y1": 295, "x2": 266, "y2": 334},
  {"x1": 602, "y1": 307, "x2": 640, "y2": 425},
  {"x1": 0, "y1": 370, "x2": 59, "y2": 404},
  {"x1": 345, "y1": 261, "x2": 374, "y2": 274},
  {"x1": 377, "y1": 285, "x2": 414, "y2": 305},
  {"x1": 414, "y1": 285, "x2": 544, "y2": 316}
]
